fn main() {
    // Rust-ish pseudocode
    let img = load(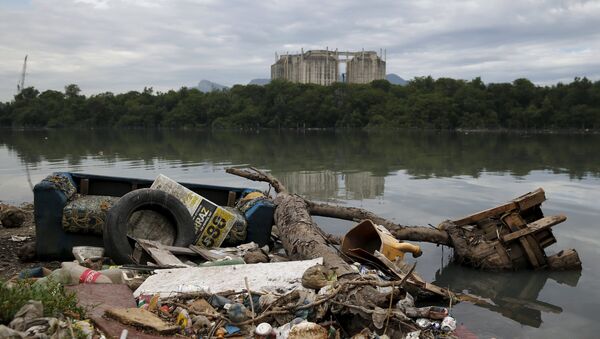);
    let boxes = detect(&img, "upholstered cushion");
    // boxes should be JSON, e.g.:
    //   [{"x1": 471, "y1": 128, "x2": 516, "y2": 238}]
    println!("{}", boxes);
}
[{"x1": 62, "y1": 195, "x2": 119, "y2": 234}]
